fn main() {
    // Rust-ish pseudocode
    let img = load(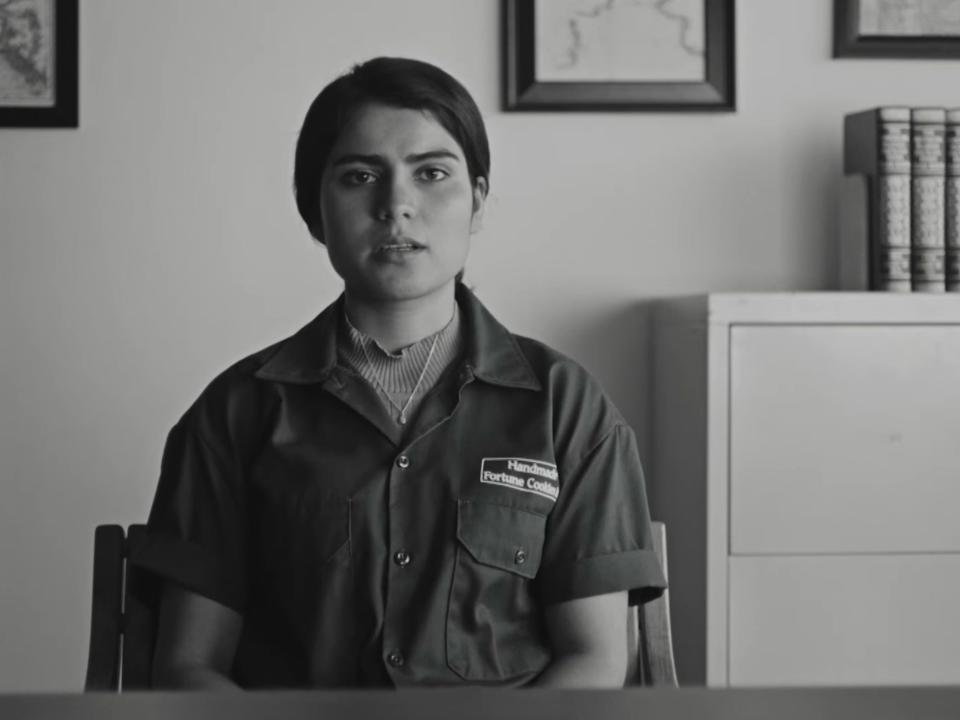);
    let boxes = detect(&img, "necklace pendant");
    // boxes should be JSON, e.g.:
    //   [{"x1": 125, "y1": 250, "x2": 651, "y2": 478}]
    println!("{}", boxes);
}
[{"x1": 399, "y1": 414, "x2": 407, "y2": 425}]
